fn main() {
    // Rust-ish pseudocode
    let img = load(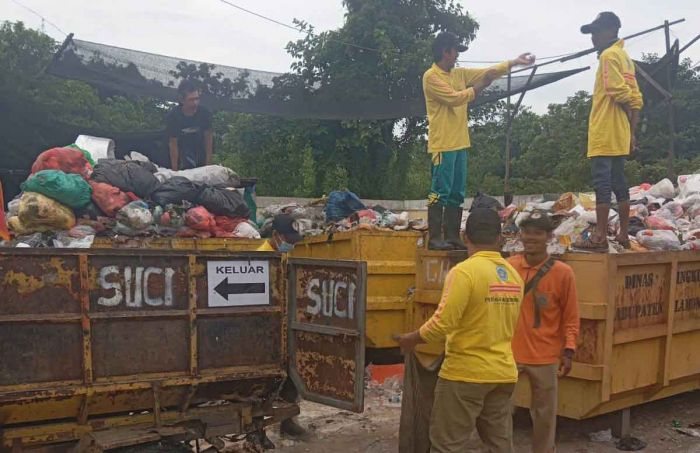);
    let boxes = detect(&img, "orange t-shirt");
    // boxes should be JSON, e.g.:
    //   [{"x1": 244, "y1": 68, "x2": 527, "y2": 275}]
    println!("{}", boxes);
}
[{"x1": 509, "y1": 255, "x2": 580, "y2": 365}]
